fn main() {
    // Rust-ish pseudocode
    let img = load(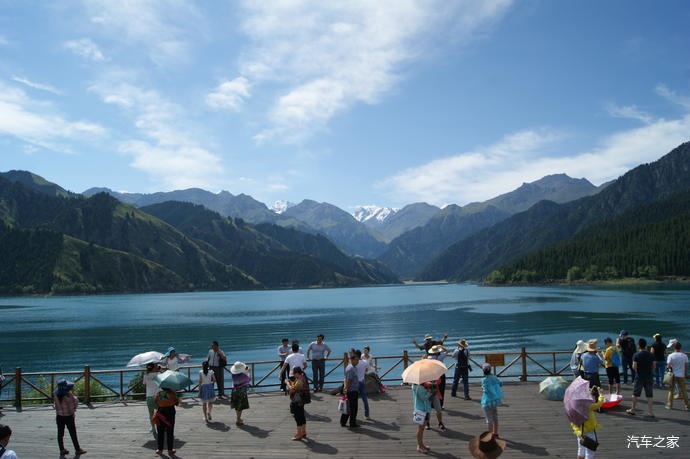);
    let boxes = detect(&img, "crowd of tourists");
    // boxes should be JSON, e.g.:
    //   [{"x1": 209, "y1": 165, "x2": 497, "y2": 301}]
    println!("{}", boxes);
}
[{"x1": 0, "y1": 330, "x2": 687, "y2": 458}]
